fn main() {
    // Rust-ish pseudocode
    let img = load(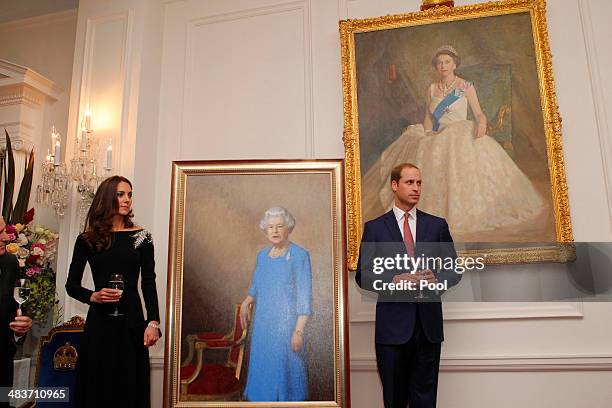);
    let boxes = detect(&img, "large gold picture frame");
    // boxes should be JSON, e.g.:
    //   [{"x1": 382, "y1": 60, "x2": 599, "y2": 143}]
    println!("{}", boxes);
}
[
  {"x1": 164, "y1": 160, "x2": 349, "y2": 408},
  {"x1": 340, "y1": 0, "x2": 573, "y2": 270}
]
